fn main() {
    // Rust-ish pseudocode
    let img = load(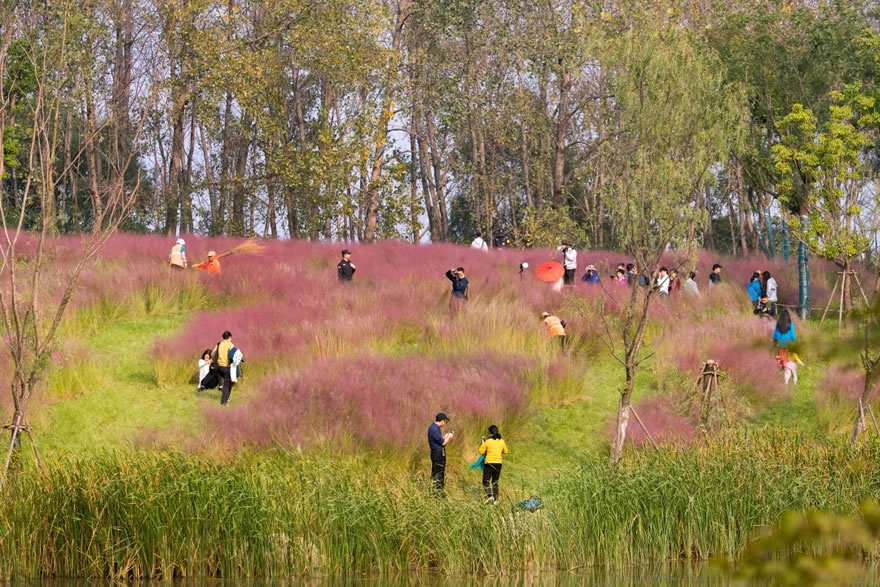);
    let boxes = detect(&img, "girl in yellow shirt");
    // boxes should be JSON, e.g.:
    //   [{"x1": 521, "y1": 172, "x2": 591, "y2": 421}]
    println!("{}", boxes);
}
[{"x1": 478, "y1": 425, "x2": 508, "y2": 504}]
